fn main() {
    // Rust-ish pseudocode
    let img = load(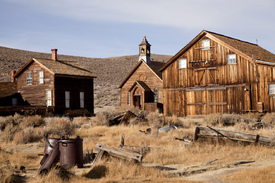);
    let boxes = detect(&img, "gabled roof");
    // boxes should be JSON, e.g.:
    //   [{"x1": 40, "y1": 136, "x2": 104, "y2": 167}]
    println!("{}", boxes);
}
[
  {"x1": 130, "y1": 81, "x2": 151, "y2": 92},
  {"x1": 14, "y1": 58, "x2": 96, "y2": 78},
  {"x1": 160, "y1": 30, "x2": 275, "y2": 71},
  {"x1": 119, "y1": 60, "x2": 164, "y2": 88},
  {"x1": 0, "y1": 82, "x2": 17, "y2": 98}
]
